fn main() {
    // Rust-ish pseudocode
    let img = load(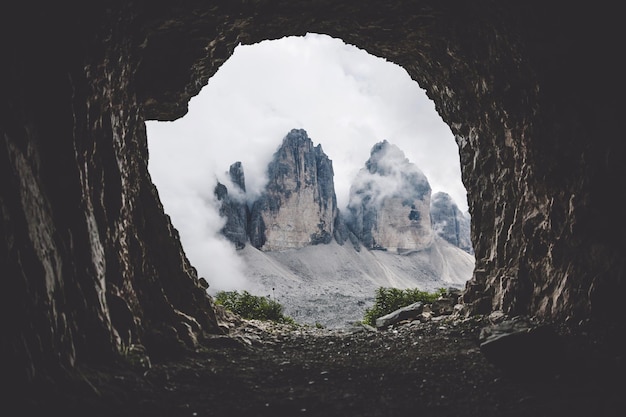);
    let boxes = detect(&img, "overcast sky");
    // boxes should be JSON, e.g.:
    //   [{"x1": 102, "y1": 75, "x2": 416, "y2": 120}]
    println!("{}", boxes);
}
[{"x1": 146, "y1": 33, "x2": 467, "y2": 292}]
